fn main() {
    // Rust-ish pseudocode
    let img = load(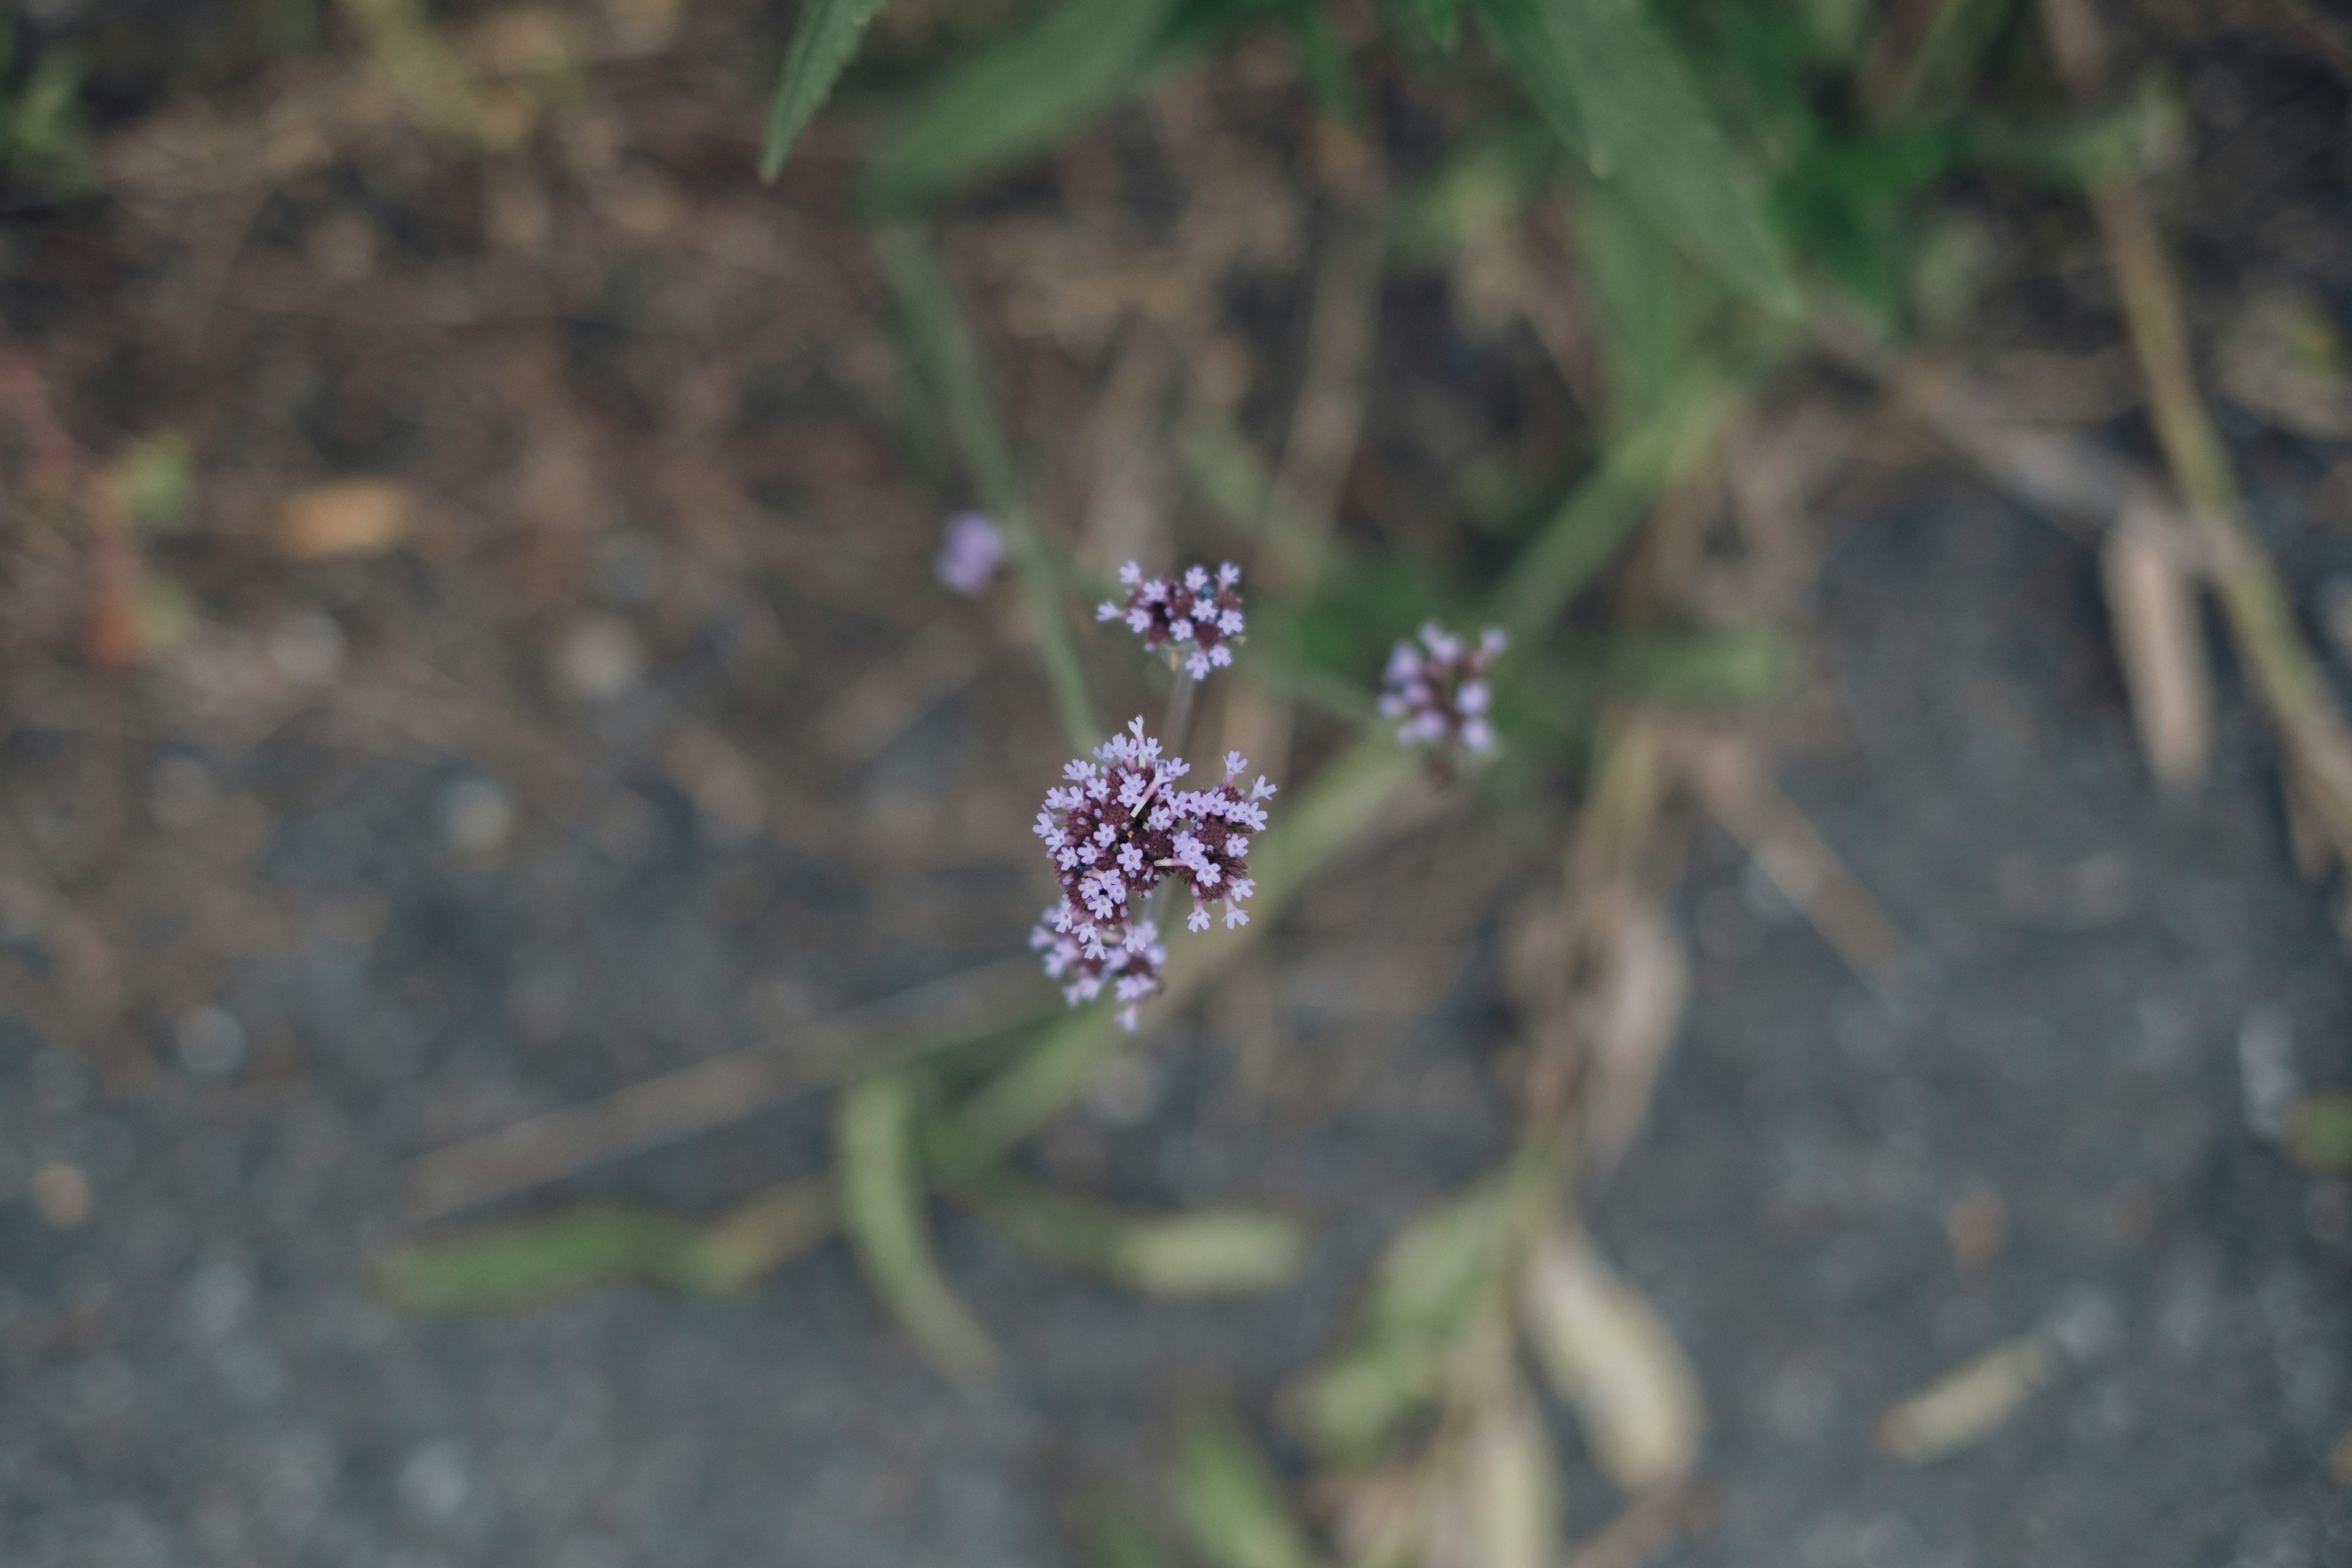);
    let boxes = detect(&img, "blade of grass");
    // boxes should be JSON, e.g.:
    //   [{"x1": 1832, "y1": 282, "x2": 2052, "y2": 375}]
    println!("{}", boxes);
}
[
  {"x1": 1473, "y1": 0, "x2": 1797, "y2": 312},
  {"x1": 862, "y1": 0, "x2": 1180, "y2": 211},
  {"x1": 760, "y1": 0, "x2": 887, "y2": 181},
  {"x1": 1087, "y1": 1493, "x2": 1186, "y2": 1568},
  {"x1": 837, "y1": 1072, "x2": 999, "y2": 1377},
  {"x1": 1175, "y1": 1411, "x2": 1326, "y2": 1568},
  {"x1": 878, "y1": 221, "x2": 1099, "y2": 749},
  {"x1": 1492, "y1": 384, "x2": 1729, "y2": 638}
]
